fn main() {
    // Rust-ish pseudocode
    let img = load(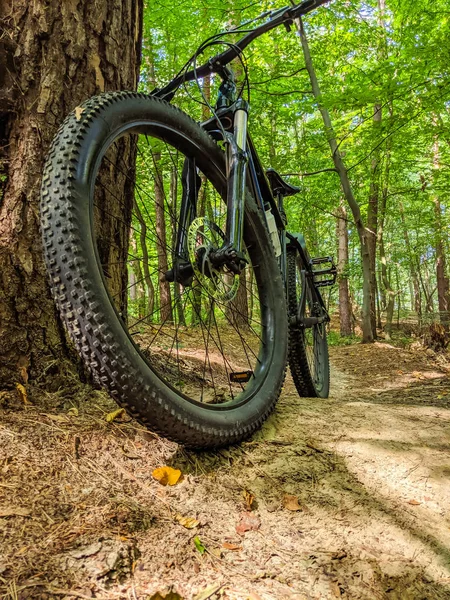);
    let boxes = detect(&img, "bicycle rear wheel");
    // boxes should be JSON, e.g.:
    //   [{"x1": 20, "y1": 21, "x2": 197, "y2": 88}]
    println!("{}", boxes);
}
[
  {"x1": 287, "y1": 249, "x2": 330, "y2": 398},
  {"x1": 40, "y1": 92, "x2": 287, "y2": 448}
]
